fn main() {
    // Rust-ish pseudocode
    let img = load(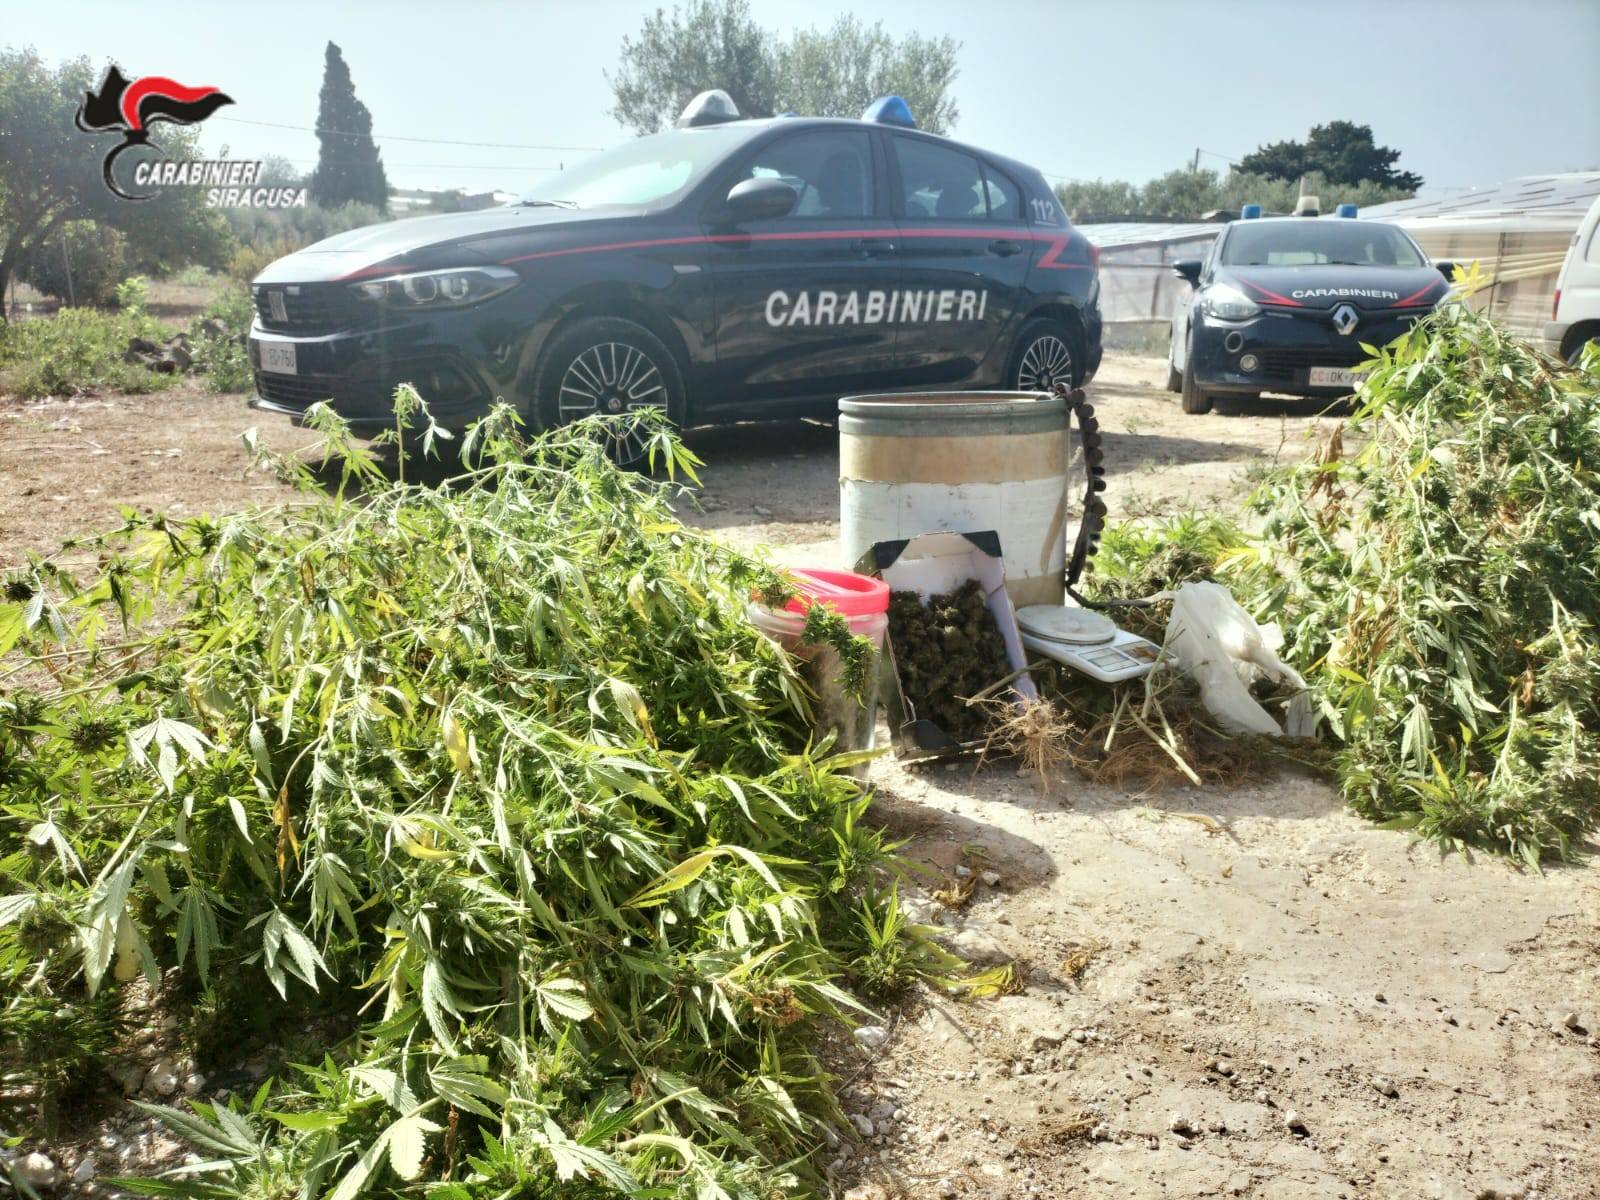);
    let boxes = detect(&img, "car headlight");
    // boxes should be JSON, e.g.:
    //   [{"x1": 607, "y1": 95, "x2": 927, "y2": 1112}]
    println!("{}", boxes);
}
[
  {"x1": 349, "y1": 266, "x2": 519, "y2": 309},
  {"x1": 1199, "y1": 283, "x2": 1261, "y2": 321}
]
